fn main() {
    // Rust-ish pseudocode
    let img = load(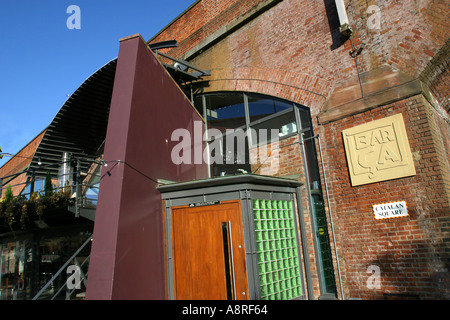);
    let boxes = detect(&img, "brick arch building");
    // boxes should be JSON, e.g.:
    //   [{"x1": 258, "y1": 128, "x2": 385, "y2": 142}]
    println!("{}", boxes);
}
[
  {"x1": 111, "y1": 0, "x2": 446, "y2": 300},
  {"x1": 1, "y1": 0, "x2": 441, "y2": 300}
]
